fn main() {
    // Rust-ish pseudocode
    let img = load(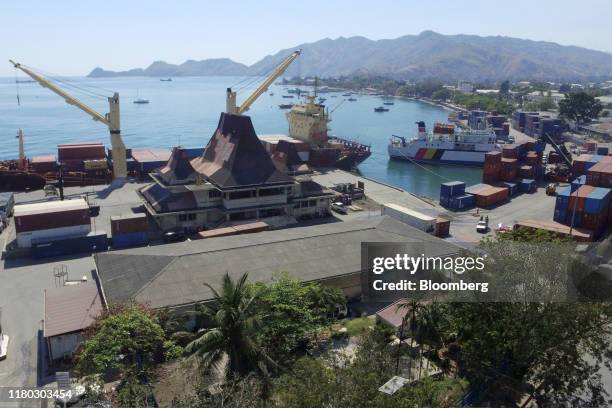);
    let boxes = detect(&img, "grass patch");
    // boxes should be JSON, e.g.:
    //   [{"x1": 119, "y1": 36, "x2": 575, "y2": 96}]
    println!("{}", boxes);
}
[{"x1": 336, "y1": 317, "x2": 373, "y2": 336}]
